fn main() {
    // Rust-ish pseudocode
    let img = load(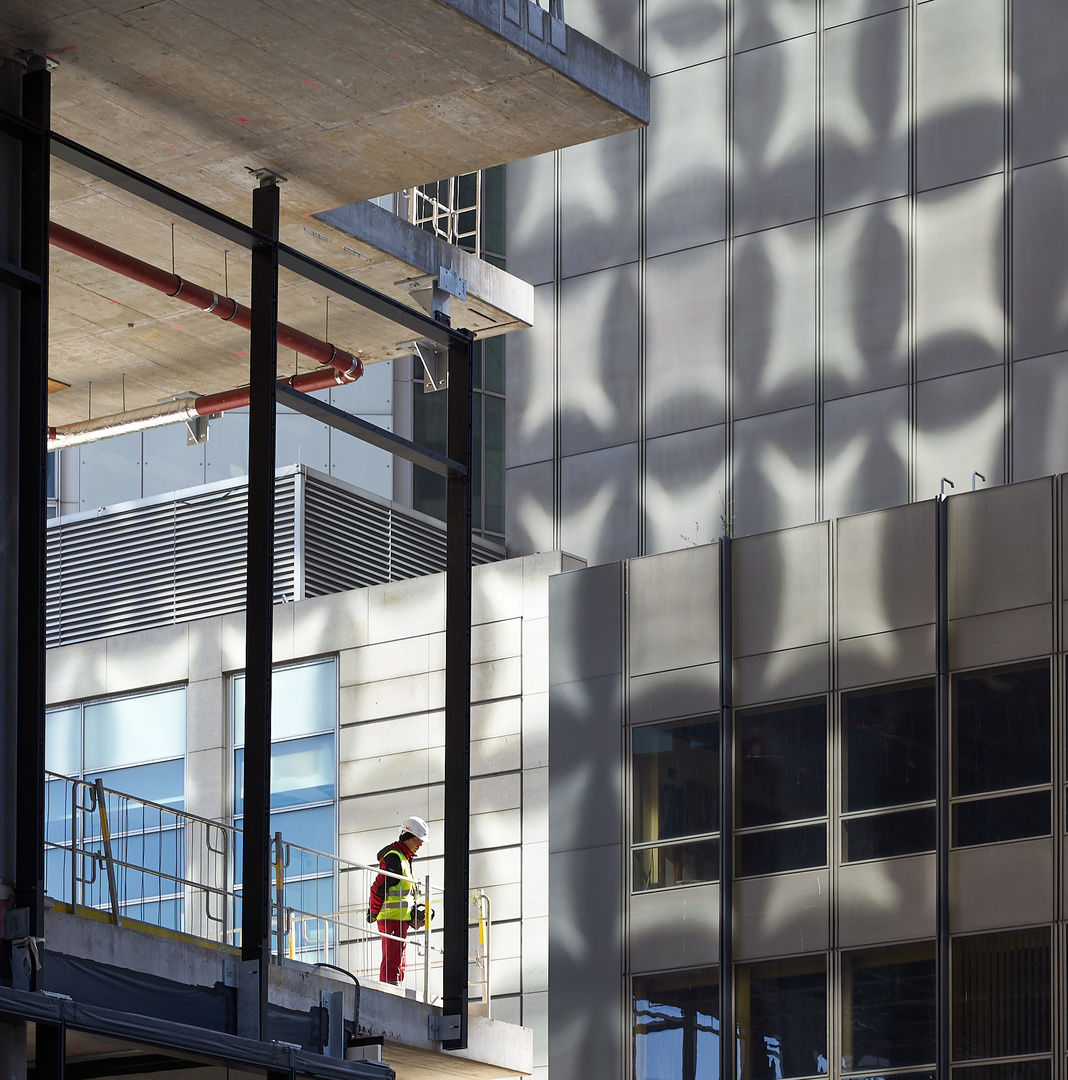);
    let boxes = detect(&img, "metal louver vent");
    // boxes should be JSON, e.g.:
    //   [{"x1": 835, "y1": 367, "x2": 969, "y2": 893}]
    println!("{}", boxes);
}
[{"x1": 47, "y1": 466, "x2": 502, "y2": 647}]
